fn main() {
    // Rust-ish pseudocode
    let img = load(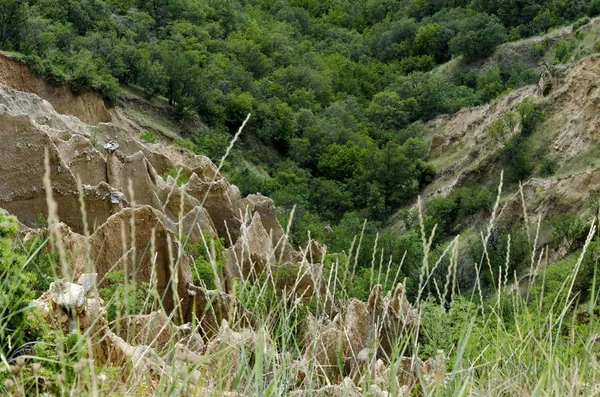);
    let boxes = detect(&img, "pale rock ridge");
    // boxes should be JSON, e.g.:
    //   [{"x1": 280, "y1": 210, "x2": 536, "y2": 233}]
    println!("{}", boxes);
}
[
  {"x1": 33, "y1": 275, "x2": 213, "y2": 391},
  {"x1": 302, "y1": 283, "x2": 420, "y2": 386},
  {"x1": 0, "y1": 83, "x2": 228, "y2": 245},
  {"x1": 498, "y1": 167, "x2": 600, "y2": 234},
  {"x1": 0, "y1": 80, "x2": 326, "y2": 335},
  {"x1": 52, "y1": 205, "x2": 255, "y2": 334}
]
